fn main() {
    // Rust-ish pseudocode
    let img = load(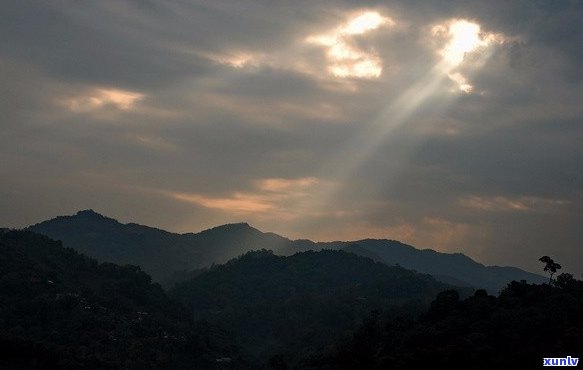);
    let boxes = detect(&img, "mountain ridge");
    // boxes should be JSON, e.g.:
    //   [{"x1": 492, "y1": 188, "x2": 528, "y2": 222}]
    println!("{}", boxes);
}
[{"x1": 28, "y1": 210, "x2": 546, "y2": 293}]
